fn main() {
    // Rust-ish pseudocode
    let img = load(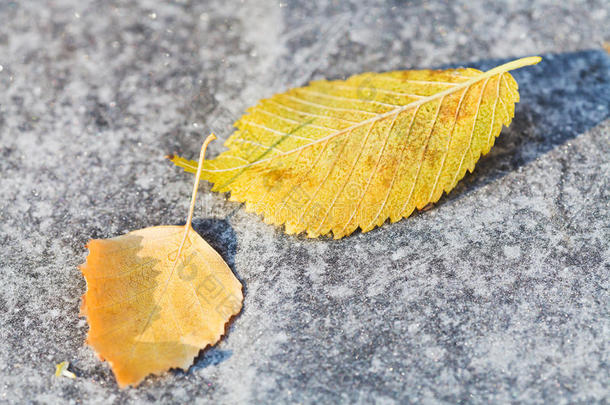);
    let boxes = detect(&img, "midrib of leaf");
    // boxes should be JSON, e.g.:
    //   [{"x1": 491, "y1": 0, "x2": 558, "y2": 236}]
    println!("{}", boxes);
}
[{"x1": 193, "y1": 56, "x2": 540, "y2": 176}]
